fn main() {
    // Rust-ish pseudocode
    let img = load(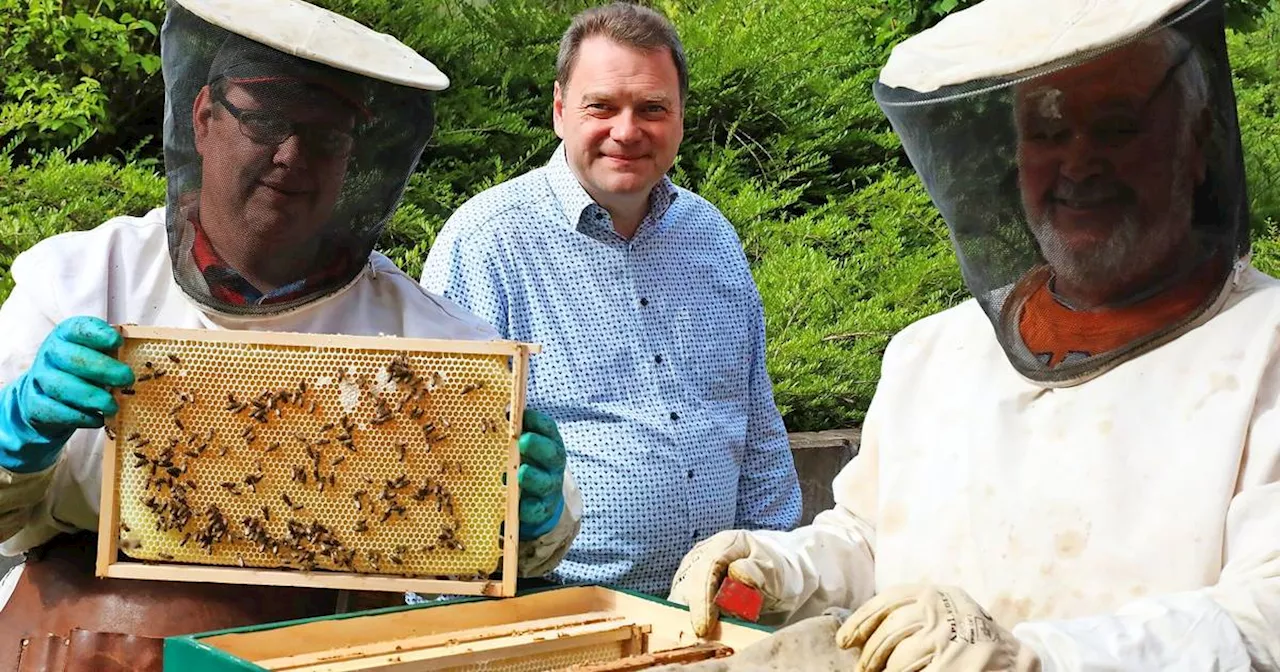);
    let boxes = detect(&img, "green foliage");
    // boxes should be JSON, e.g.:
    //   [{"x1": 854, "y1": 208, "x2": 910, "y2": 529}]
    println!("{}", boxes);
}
[
  {"x1": 1233, "y1": 8, "x2": 1280, "y2": 277},
  {"x1": 0, "y1": 146, "x2": 164, "y2": 298},
  {"x1": 2, "y1": 0, "x2": 1280, "y2": 430},
  {"x1": 0, "y1": 0, "x2": 165, "y2": 156},
  {"x1": 321, "y1": 0, "x2": 941, "y2": 428},
  {"x1": 1229, "y1": 10, "x2": 1280, "y2": 235}
]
